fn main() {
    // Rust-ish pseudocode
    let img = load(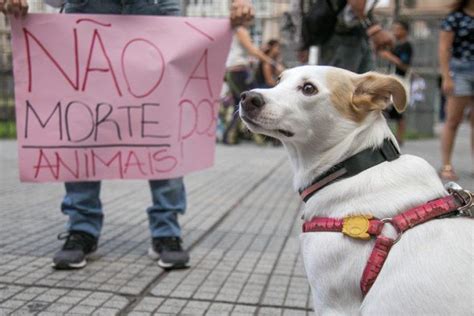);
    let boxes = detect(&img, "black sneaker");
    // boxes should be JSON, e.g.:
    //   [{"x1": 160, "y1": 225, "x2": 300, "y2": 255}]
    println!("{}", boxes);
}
[
  {"x1": 52, "y1": 231, "x2": 97, "y2": 269},
  {"x1": 148, "y1": 237, "x2": 190, "y2": 270}
]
